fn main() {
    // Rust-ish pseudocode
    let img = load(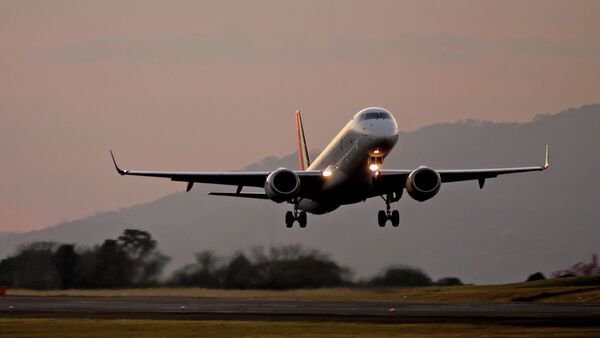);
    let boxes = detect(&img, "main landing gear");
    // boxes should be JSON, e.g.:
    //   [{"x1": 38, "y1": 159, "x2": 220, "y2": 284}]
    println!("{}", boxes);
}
[
  {"x1": 378, "y1": 192, "x2": 400, "y2": 227},
  {"x1": 286, "y1": 198, "x2": 307, "y2": 228},
  {"x1": 285, "y1": 210, "x2": 307, "y2": 228}
]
